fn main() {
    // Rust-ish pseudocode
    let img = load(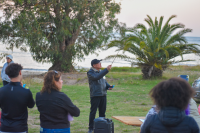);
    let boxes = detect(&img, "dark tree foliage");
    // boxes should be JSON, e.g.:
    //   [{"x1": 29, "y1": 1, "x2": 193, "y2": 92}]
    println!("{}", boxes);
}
[{"x1": 0, "y1": 0, "x2": 121, "y2": 71}]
